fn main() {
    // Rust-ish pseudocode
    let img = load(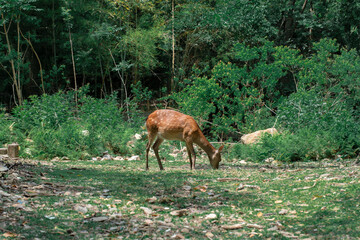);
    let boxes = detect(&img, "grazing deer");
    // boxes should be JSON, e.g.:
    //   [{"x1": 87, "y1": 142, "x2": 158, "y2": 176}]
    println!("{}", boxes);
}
[{"x1": 145, "y1": 109, "x2": 224, "y2": 170}]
